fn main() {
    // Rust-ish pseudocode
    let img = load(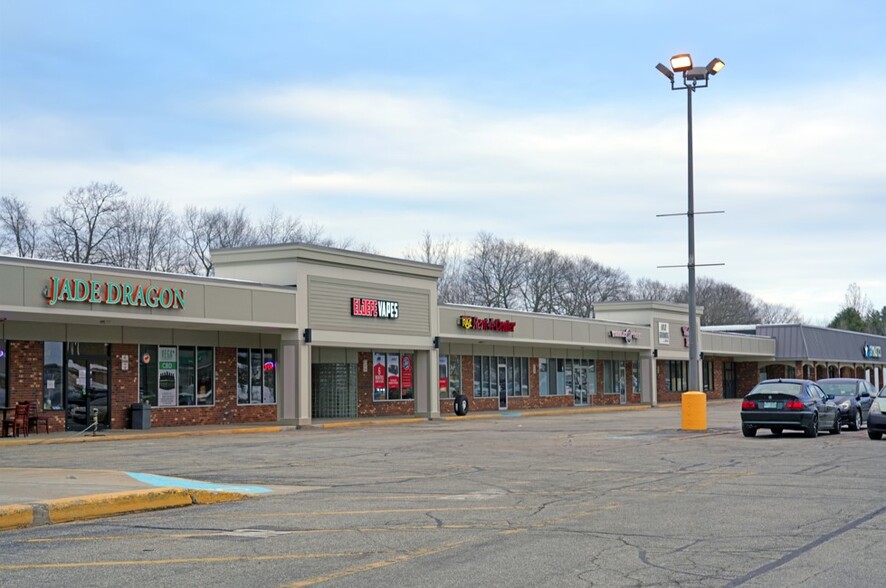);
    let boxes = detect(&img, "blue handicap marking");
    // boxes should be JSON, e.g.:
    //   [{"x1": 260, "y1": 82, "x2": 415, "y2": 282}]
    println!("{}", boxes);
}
[{"x1": 126, "y1": 472, "x2": 272, "y2": 494}]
